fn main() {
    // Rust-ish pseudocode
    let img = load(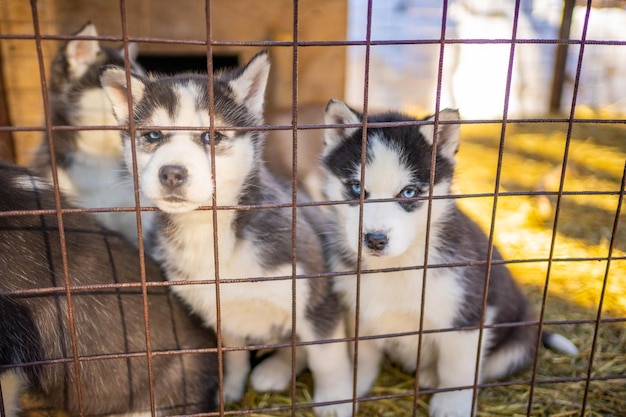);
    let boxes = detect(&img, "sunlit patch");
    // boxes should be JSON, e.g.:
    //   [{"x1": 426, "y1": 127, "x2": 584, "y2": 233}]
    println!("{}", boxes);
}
[{"x1": 455, "y1": 122, "x2": 626, "y2": 316}]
